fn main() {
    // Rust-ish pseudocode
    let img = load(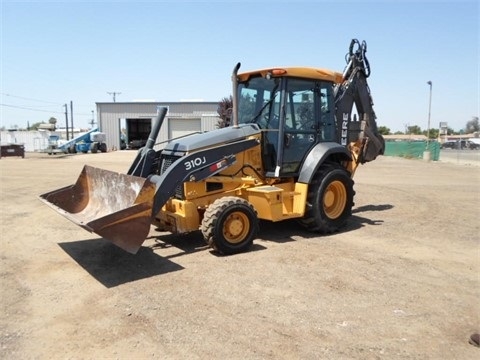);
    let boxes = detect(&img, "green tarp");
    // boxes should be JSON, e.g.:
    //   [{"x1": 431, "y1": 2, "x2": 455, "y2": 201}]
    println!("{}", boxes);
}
[{"x1": 384, "y1": 141, "x2": 440, "y2": 161}]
